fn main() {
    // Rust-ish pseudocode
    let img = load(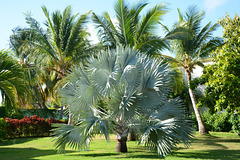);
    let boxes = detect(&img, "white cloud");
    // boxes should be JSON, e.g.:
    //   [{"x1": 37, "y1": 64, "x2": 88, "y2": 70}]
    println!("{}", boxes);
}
[{"x1": 204, "y1": 0, "x2": 228, "y2": 11}]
